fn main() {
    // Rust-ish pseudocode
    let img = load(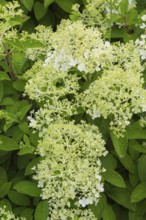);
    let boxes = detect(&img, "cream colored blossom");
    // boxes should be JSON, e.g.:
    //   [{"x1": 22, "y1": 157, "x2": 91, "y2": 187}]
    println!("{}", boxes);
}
[
  {"x1": 25, "y1": 61, "x2": 80, "y2": 102},
  {"x1": 43, "y1": 20, "x2": 114, "y2": 74},
  {"x1": 49, "y1": 208, "x2": 97, "y2": 220},
  {"x1": 34, "y1": 121, "x2": 107, "y2": 217},
  {"x1": 0, "y1": 207, "x2": 25, "y2": 220},
  {"x1": 80, "y1": 67, "x2": 146, "y2": 136}
]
